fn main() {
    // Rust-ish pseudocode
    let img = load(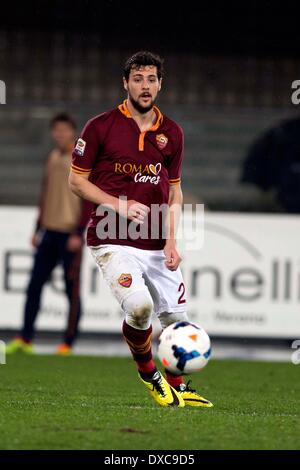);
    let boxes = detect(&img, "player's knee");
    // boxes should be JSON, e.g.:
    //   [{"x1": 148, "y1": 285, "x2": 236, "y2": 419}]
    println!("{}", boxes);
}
[
  {"x1": 132, "y1": 303, "x2": 153, "y2": 329},
  {"x1": 158, "y1": 311, "x2": 188, "y2": 329},
  {"x1": 123, "y1": 291, "x2": 154, "y2": 330}
]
